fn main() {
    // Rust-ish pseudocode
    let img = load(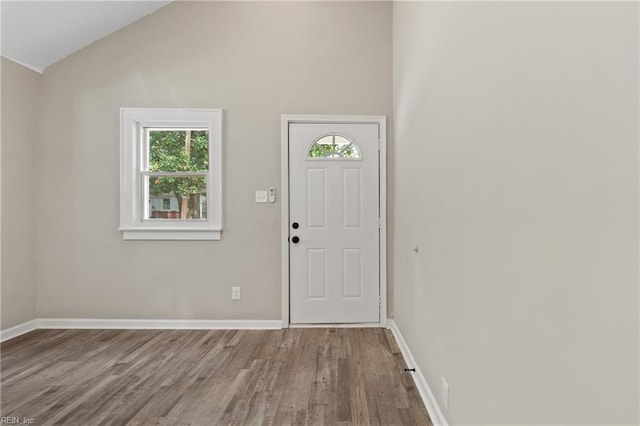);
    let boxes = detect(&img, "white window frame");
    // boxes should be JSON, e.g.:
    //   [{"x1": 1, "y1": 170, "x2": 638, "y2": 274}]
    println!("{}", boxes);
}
[{"x1": 120, "y1": 108, "x2": 223, "y2": 240}]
